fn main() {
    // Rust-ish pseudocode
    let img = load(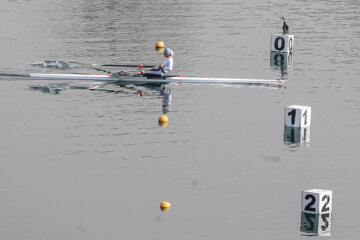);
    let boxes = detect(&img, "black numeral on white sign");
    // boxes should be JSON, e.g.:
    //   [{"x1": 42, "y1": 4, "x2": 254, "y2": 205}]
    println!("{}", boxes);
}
[
  {"x1": 271, "y1": 34, "x2": 294, "y2": 53},
  {"x1": 321, "y1": 195, "x2": 330, "y2": 212},
  {"x1": 302, "y1": 190, "x2": 332, "y2": 214},
  {"x1": 275, "y1": 37, "x2": 285, "y2": 51},
  {"x1": 288, "y1": 109, "x2": 296, "y2": 125},
  {"x1": 285, "y1": 105, "x2": 311, "y2": 128},
  {"x1": 304, "y1": 194, "x2": 316, "y2": 212}
]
